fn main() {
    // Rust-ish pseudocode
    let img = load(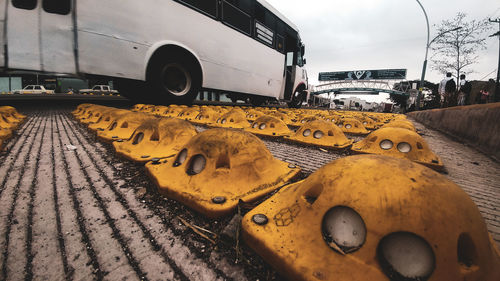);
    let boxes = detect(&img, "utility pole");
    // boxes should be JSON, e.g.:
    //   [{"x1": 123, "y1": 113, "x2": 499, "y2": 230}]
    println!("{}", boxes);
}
[
  {"x1": 415, "y1": 0, "x2": 462, "y2": 110},
  {"x1": 490, "y1": 18, "x2": 500, "y2": 102}
]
